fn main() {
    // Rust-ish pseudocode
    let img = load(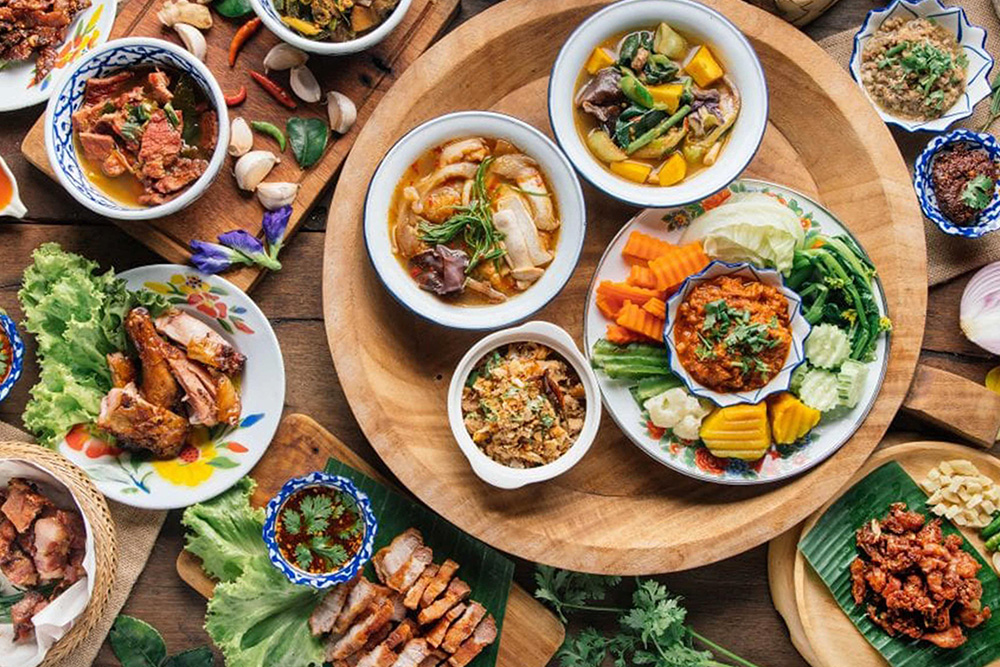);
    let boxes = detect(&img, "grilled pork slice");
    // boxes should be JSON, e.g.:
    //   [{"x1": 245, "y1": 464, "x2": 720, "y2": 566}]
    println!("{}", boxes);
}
[
  {"x1": 374, "y1": 529, "x2": 424, "y2": 584},
  {"x1": 335, "y1": 578, "x2": 387, "y2": 634},
  {"x1": 97, "y1": 384, "x2": 189, "y2": 458},
  {"x1": 418, "y1": 650, "x2": 447, "y2": 667},
  {"x1": 107, "y1": 352, "x2": 137, "y2": 388},
  {"x1": 11, "y1": 590, "x2": 49, "y2": 641},
  {"x1": 421, "y1": 559, "x2": 459, "y2": 608},
  {"x1": 388, "y1": 545, "x2": 433, "y2": 593},
  {"x1": 441, "y1": 602, "x2": 486, "y2": 653},
  {"x1": 447, "y1": 615, "x2": 497, "y2": 667},
  {"x1": 328, "y1": 596, "x2": 396, "y2": 660},
  {"x1": 425, "y1": 603, "x2": 467, "y2": 648},
  {"x1": 355, "y1": 645, "x2": 397, "y2": 667},
  {"x1": 404, "y1": 564, "x2": 439, "y2": 610},
  {"x1": 418, "y1": 579, "x2": 471, "y2": 625},
  {"x1": 311, "y1": 575, "x2": 361, "y2": 636},
  {"x1": 2, "y1": 479, "x2": 50, "y2": 532},
  {"x1": 125, "y1": 308, "x2": 181, "y2": 410},
  {"x1": 155, "y1": 310, "x2": 246, "y2": 375},
  {"x1": 390, "y1": 638, "x2": 432, "y2": 667}
]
